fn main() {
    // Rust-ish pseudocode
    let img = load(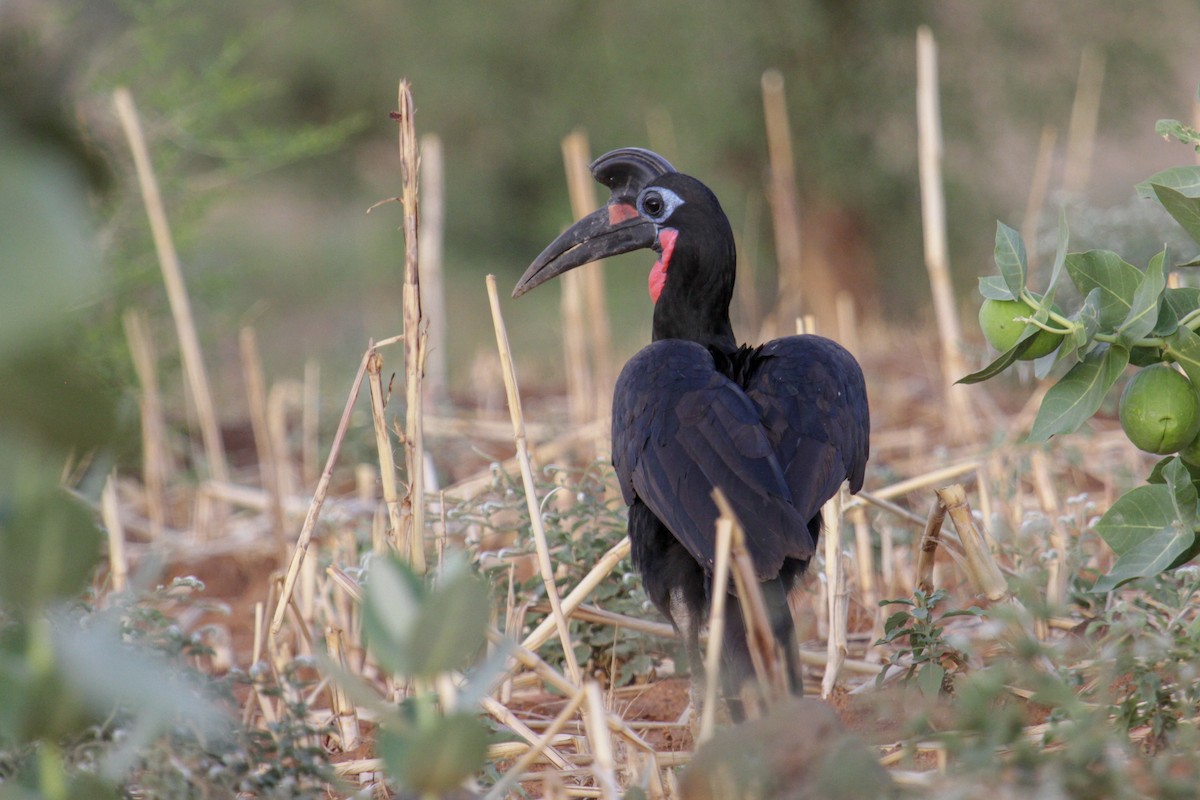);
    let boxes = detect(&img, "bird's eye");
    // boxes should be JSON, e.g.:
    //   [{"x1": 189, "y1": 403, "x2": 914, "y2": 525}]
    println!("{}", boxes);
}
[
  {"x1": 638, "y1": 187, "x2": 683, "y2": 221},
  {"x1": 642, "y1": 192, "x2": 664, "y2": 217}
]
